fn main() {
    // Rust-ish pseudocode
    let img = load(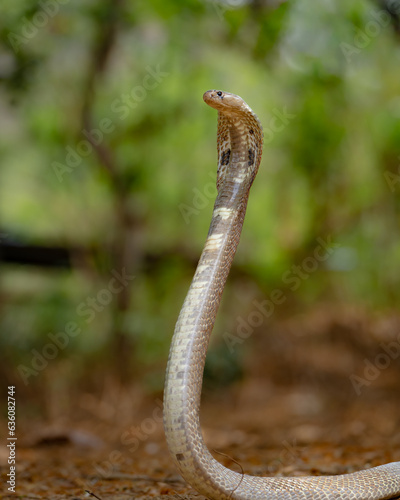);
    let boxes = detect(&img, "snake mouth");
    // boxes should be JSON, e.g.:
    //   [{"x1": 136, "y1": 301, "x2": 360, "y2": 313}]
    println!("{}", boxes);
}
[
  {"x1": 202, "y1": 90, "x2": 223, "y2": 109},
  {"x1": 203, "y1": 89, "x2": 224, "y2": 101}
]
